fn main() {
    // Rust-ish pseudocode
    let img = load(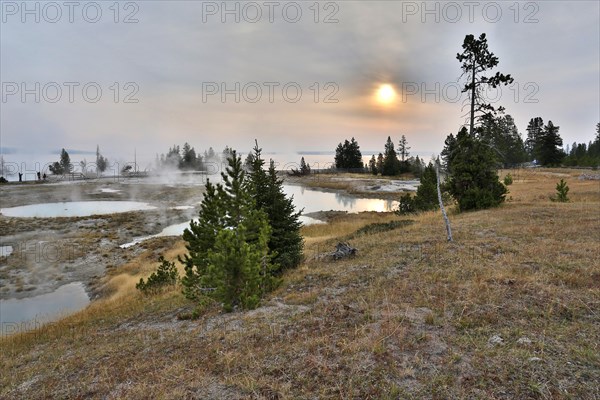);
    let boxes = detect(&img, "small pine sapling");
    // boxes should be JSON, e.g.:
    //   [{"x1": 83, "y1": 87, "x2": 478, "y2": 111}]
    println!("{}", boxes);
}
[
  {"x1": 136, "y1": 256, "x2": 179, "y2": 295},
  {"x1": 552, "y1": 179, "x2": 570, "y2": 202}
]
